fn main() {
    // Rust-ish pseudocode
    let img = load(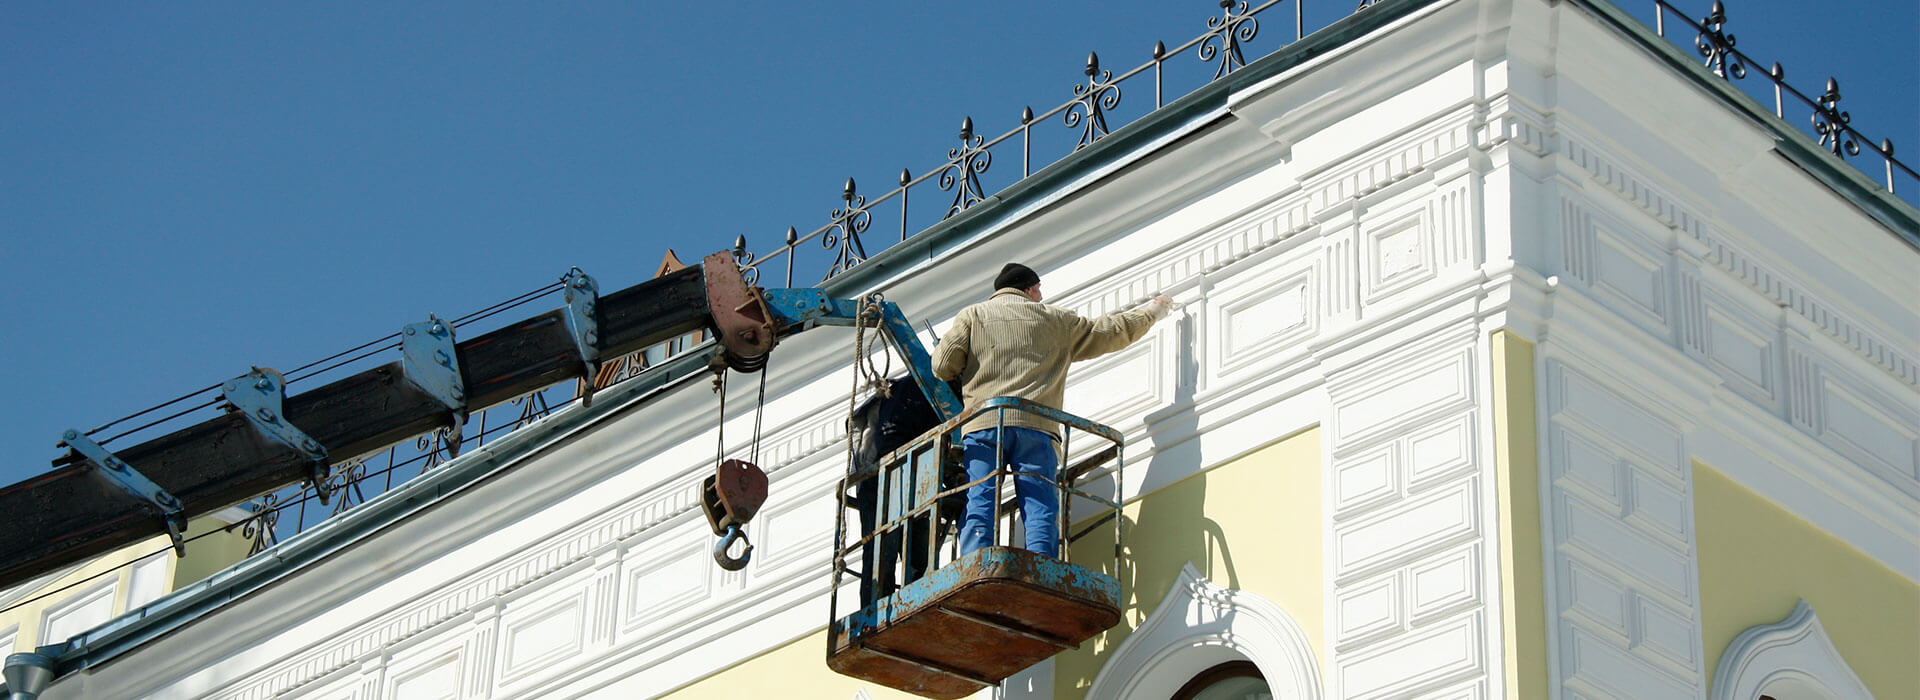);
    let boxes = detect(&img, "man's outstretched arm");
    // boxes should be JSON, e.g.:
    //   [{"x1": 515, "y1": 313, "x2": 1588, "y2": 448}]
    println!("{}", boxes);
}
[{"x1": 1066, "y1": 294, "x2": 1172, "y2": 361}]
